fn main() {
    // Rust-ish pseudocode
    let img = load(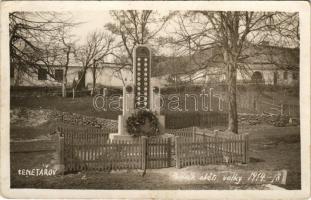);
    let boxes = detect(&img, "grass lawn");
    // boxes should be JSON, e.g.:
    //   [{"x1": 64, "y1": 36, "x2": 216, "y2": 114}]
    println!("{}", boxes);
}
[
  {"x1": 240, "y1": 125, "x2": 301, "y2": 190},
  {"x1": 11, "y1": 96, "x2": 121, "y2": 120}
]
